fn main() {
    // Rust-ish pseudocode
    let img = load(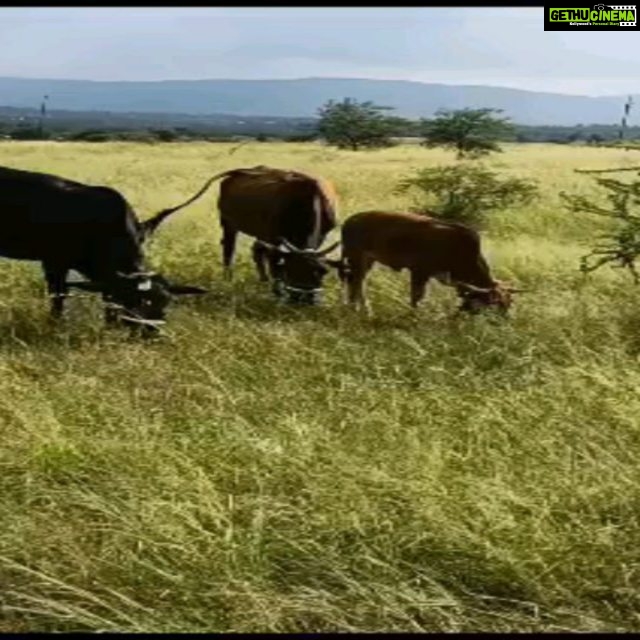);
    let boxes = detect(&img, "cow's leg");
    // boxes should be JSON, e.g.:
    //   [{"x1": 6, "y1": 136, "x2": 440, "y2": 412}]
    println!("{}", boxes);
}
[
  {"x1": 346, "y1": 256, "x2": 373, "y2": 313},
  {"x1": 266, "y1": 248, "x2": 287, "y2": 299},
  {"x1": 260, "y1": 248, "x2": 286, "y2": 298},
  {"x1": 251, "y1": 241, "x2": 270, "y2": 282},
  {"x1": 102, "y1": 293, "x2": 121, "y2": 326},
  {"x1": 42, "y1": 263, "x2": 69, "y2": 319},
  {"x1": 266, "y1": 249, "x2": 283, "y2": 282},
  {"x1": 410, "y1": 271, "x2": 430, "y2": 309},
  {"x1": 220, "y1": 223, "x2": 238, "y2": 280}
]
